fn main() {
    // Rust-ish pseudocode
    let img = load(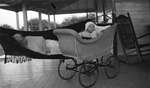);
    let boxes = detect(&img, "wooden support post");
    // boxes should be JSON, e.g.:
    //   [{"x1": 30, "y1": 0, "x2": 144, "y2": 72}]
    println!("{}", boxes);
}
[
  {"x1": 53, "y1": 14, "x2": 56, "y2": 28},
  {"x1": 38, "y1": 12, "x2": 42, "y2": 31},
  {"x1": 48, "y1": 14, "x2": 51, "y2": 30},
  {"x1": 22, "y1": 3, "x2": 28, "y2": 31},
  {"x1": 86, "y1": 0, "x2": 88, "y2": 19},
  {"x1": 96, "y1": 12, "x2": 98, "y2": 23},
  {"x1": 112, "y1": 0, "x2": 116, "y2": 23},
  {"x1": 112, "y1": 0, "x2": 116, "y2": 14},
  {"x1": 102, "y1": 0, "x2": 106, "y2": 22},
  {"x1": 86, "y1": 12, "x2": 89, "y2": 19},
  {"x1": 16, "y1": 12, "x2": 20, "y2": 30},
  {"x1": 95, "y1": 0, "x2": 98, "y2": 23}
]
